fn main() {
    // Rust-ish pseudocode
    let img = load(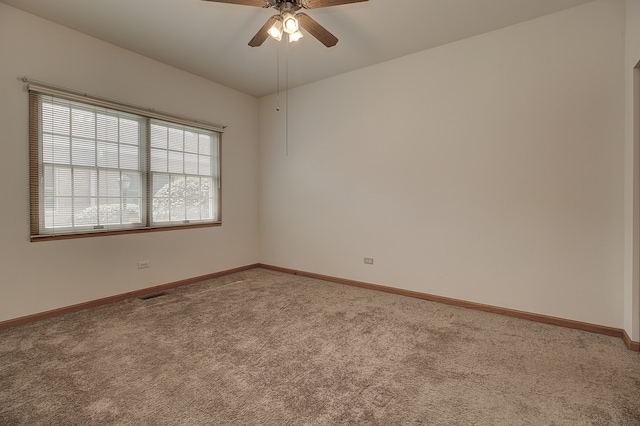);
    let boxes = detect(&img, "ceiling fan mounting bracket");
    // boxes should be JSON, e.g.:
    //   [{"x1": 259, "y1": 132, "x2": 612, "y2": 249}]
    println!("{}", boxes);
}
[
  {"x1": 263, "y1": 1, "x2": 307, "y2": 10},
  {"x1": 276, "y1": 2, "x2": 303, "y2": 14}
]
